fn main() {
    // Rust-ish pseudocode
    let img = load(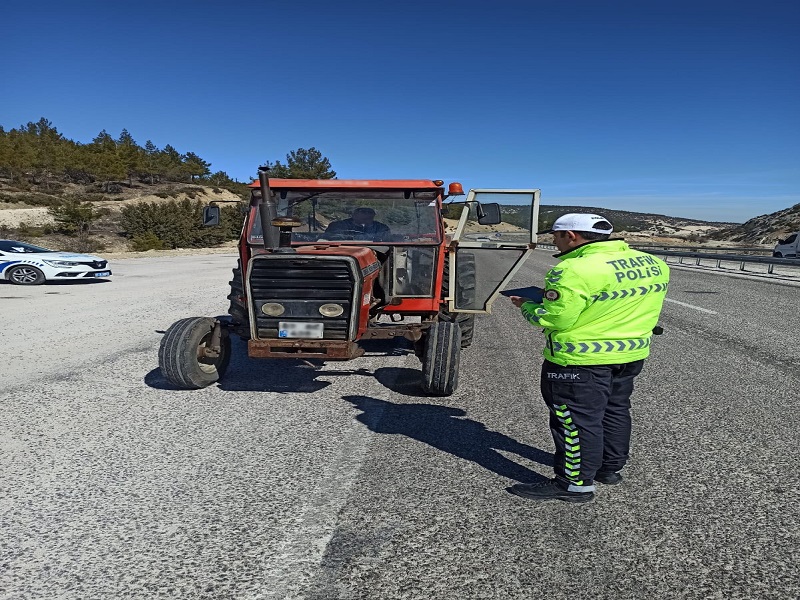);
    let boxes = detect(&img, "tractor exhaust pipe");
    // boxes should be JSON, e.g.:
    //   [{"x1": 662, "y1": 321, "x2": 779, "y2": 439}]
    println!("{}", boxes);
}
[{"x1": 258, "y1": 166, "x2": 280, "y2": 250}]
